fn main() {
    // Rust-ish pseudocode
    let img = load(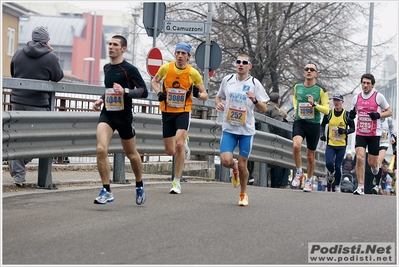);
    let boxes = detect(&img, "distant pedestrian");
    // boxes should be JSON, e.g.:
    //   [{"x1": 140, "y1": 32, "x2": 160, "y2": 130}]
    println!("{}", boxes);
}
[
  {"x1": 266, "y1": 92, "x2": 291, "y2": 188},
  {"x1": 371, "y1": 114, "x2": 396, "y2": 194}
]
